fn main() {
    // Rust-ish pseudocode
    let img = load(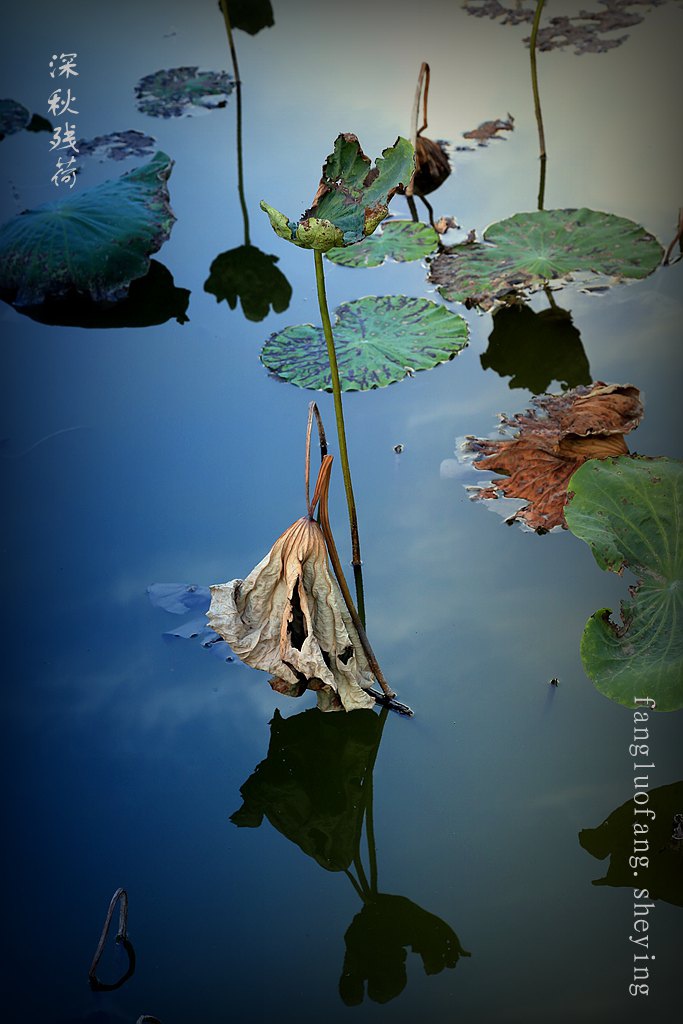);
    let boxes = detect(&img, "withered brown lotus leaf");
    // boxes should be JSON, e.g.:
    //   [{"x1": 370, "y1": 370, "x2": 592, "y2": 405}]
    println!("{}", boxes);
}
[
  {"x1": 465, "y1": 382, "x2": 643, "y2": 531},
  {"x1": 207, "y1": 497, "x2": 375, "y2": 712}
]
